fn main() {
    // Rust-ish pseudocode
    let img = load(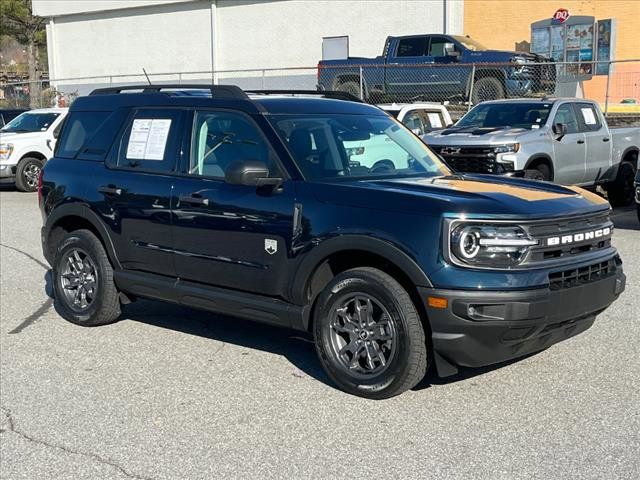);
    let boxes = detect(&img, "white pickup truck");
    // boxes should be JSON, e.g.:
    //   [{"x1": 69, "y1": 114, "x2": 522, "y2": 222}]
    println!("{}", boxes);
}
[
  {"x1": 423, "y1": 98, "x2": 640, "y2": 206},
  {"x1": 0, "y1": 108, "x2": 68, "y2": 192},
  {"x1": 343, "y1": 103, "x2": 453, "y2": 169}
]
